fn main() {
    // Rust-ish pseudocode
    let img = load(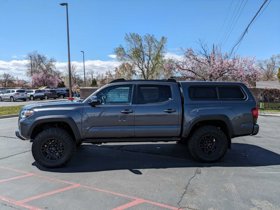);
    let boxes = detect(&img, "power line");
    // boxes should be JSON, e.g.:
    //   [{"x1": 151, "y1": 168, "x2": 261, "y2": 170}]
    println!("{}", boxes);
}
[
  {"x1": 222, "y1": 0, "x2": 247, "y2": 46},
  {"x1": 229, "y1": 0, "x2": 270, "y2": 56}
]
